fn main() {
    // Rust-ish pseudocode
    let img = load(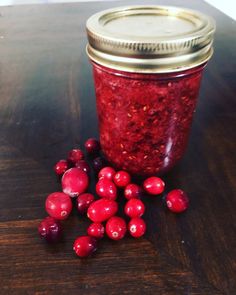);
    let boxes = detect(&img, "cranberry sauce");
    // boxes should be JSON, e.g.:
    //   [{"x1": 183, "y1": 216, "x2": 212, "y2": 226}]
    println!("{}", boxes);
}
[{"x1": 92, "y1": 62, "x2": 205, "y2": 176}]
